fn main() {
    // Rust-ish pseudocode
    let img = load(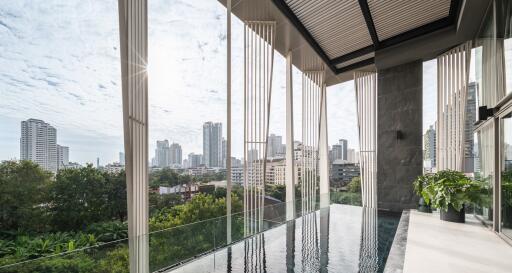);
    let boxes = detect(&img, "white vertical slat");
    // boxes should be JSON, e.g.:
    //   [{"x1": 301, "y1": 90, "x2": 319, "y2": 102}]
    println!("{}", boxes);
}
[
  {"x1": 117, "y1": 0, "x2": 148, "y2": 272},
  {"x1": 301, "y1": 70, "x2": 324, "y2": 213},
  {"x1": 354, "y1": 72, "x2": 378, "y2": 208},
  {"x1": 285, "y1": 52, "x2": 296, "y2": 220},
  {"x1": 226, "y1": 0, "x2": 232, "y2": 244},
  {"x1": 436, "y1": 42, "x2": 472, "y2": 172},
  {"x1": 243, "y1": 21, "x2": 275, "y2": 235}
]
